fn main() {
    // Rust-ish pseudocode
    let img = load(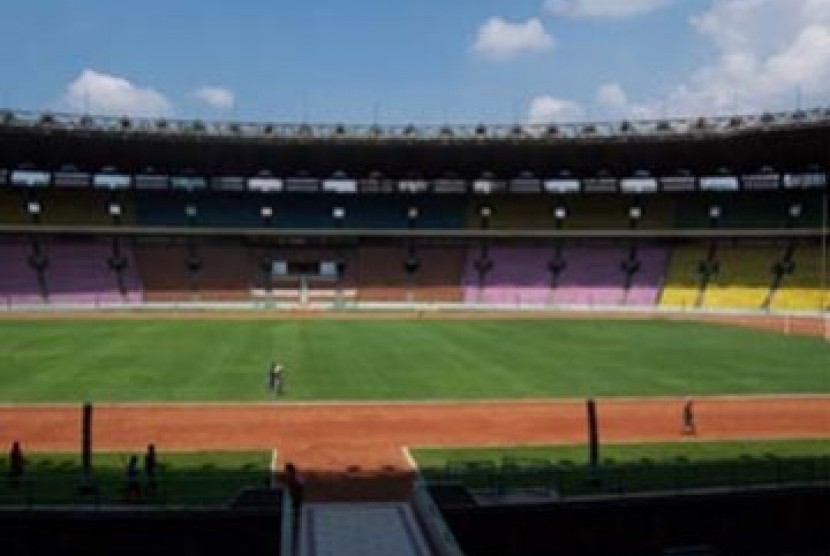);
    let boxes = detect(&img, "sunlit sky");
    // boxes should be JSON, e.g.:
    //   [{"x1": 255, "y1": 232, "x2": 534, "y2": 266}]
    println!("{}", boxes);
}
[{"x1": 1, "y1": 0, "x2": 829, "y2": 123}]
